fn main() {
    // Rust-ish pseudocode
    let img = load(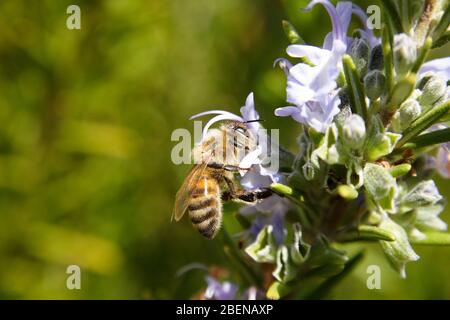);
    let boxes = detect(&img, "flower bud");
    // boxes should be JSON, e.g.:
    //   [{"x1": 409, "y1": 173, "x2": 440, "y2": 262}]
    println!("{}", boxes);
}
[
  {"x1": 398, "y1": 99, "x2": 421, "y2": 129},
  {"x1": 334, "y1": 104, "x2": 352, "y2": 127},
  {"x1": 349, "y1": 38, "x2": 370, "y2": 76},
  {"x1": 393, "y1": 34, "x2": 417, "y2": 76},
  {"x1": 369, "y1": 44, "x2": 384, "y2": 71},
  {"x1": 342, "y1": 114, "x2": 366, "y2": 149},
  {"x1": 282, "y1": 20, "x2": 304, "y2": 44},
  {"x1": 417, "y1": 74, "x2": 447, "y2": 107},
  {"x1": 364, "y1": 70, "x2": 386, "y2": 100}
]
